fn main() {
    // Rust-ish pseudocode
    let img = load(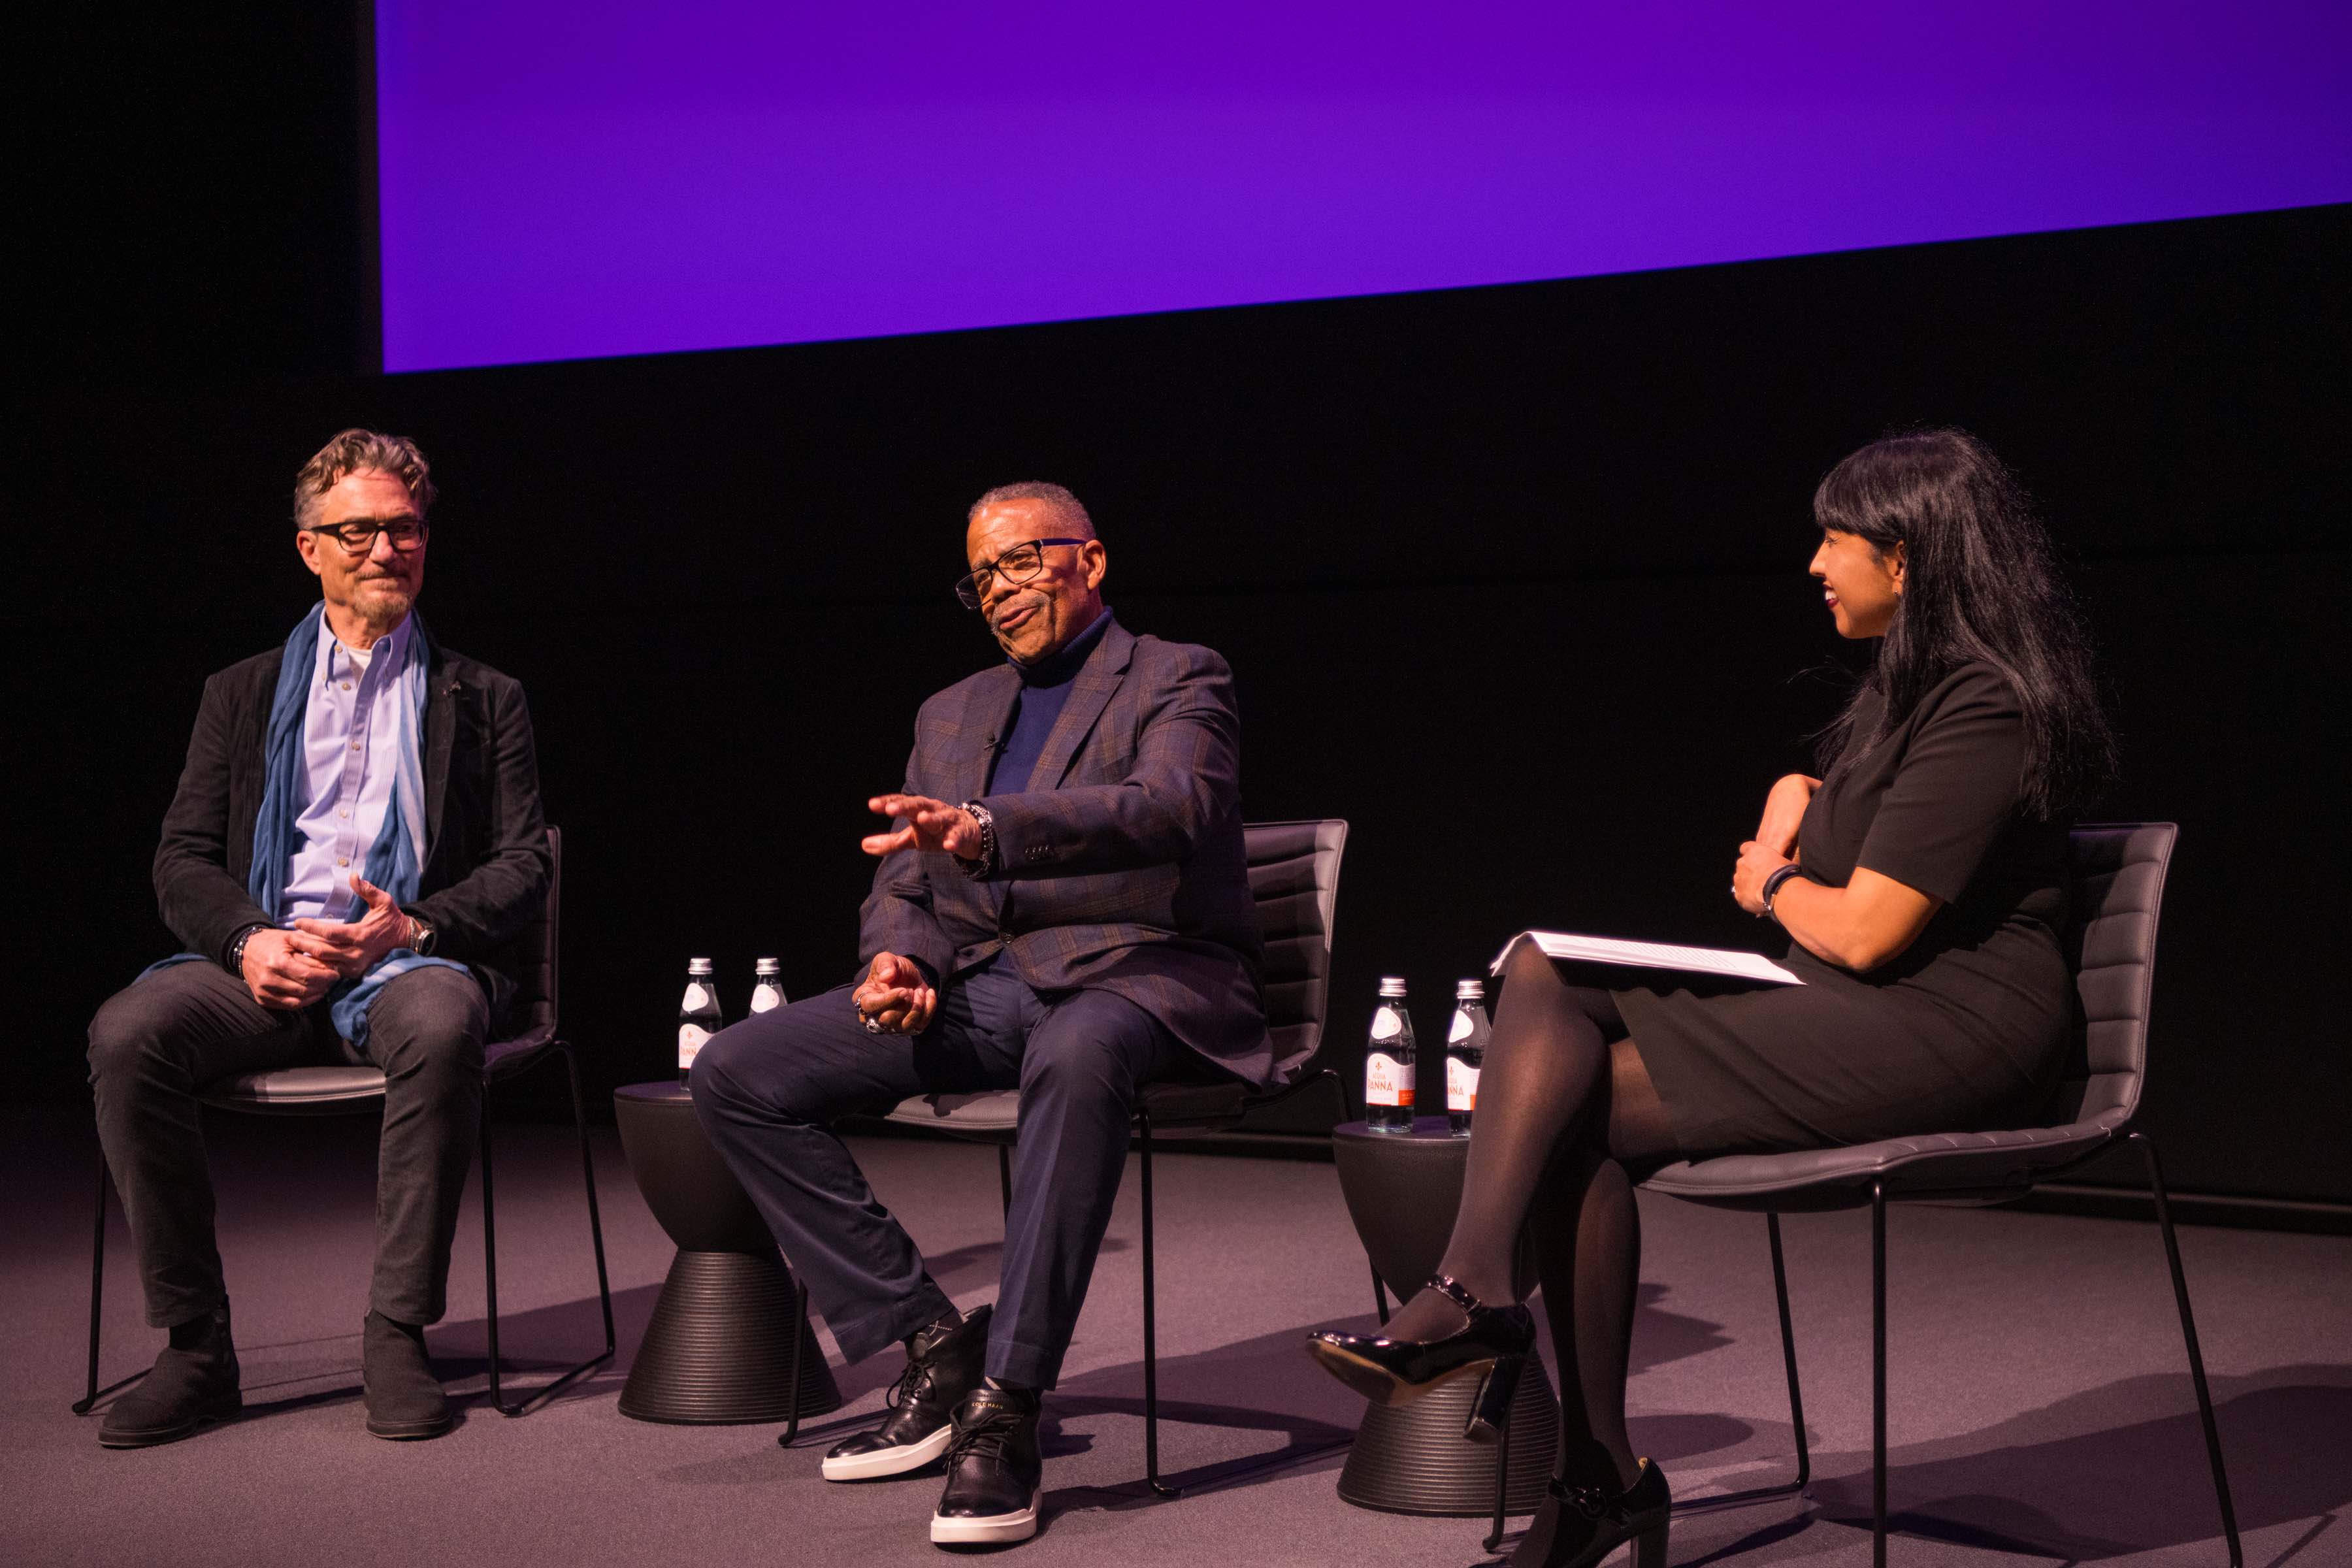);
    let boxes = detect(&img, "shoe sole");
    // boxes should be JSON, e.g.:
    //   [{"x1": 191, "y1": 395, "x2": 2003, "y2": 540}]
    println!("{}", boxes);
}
[
  {"x1": 366, "y1": 1411, "x2": 454, "y2": 1441},
  {"x1": 823, "y1": 1422, "x2": 955, "y2": 1481},
  {"x1": 98, "y1": 1396, "x2": 242, "y2": 1449},
  {"x1": 1306, "y1": 1339, "x2": 1490, "y2": 1408},
  {"x1": 930, "y1": 1495, "x2": 1039, "y2": 1546}
]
